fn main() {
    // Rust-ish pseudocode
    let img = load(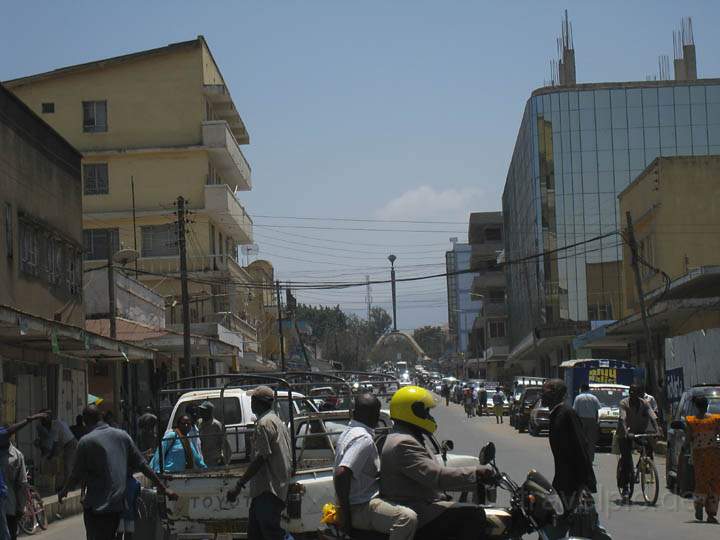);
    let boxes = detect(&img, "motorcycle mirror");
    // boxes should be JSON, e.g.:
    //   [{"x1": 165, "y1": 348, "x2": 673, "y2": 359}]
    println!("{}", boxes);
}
[
  {"x1": 479, "y1": 442, "x2": 496, "y2": 465},
  {"x1": 441, "y1": 439, "x2": 455, "y2": 452}
]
